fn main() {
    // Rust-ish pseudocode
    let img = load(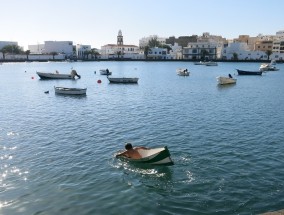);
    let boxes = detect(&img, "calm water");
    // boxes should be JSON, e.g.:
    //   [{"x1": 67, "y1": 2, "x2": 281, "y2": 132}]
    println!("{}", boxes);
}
[{"x1": 0, "y1": 61, "x2": 283, "y2": 215}]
